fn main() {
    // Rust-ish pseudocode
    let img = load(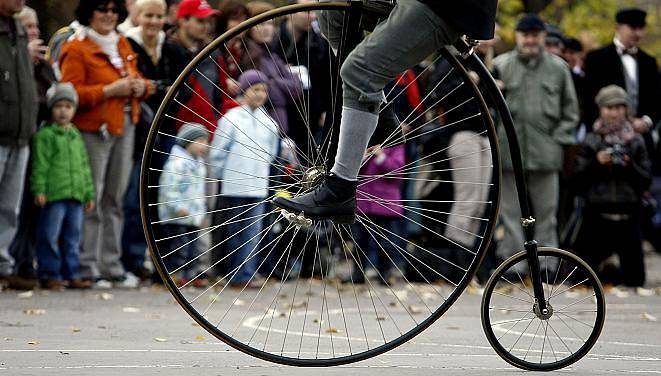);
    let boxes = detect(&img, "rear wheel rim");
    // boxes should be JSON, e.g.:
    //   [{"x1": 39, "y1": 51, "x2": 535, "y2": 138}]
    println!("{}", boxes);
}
[{"x1": 481, "y1": 248, "x2": 606, "y2": 371}]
